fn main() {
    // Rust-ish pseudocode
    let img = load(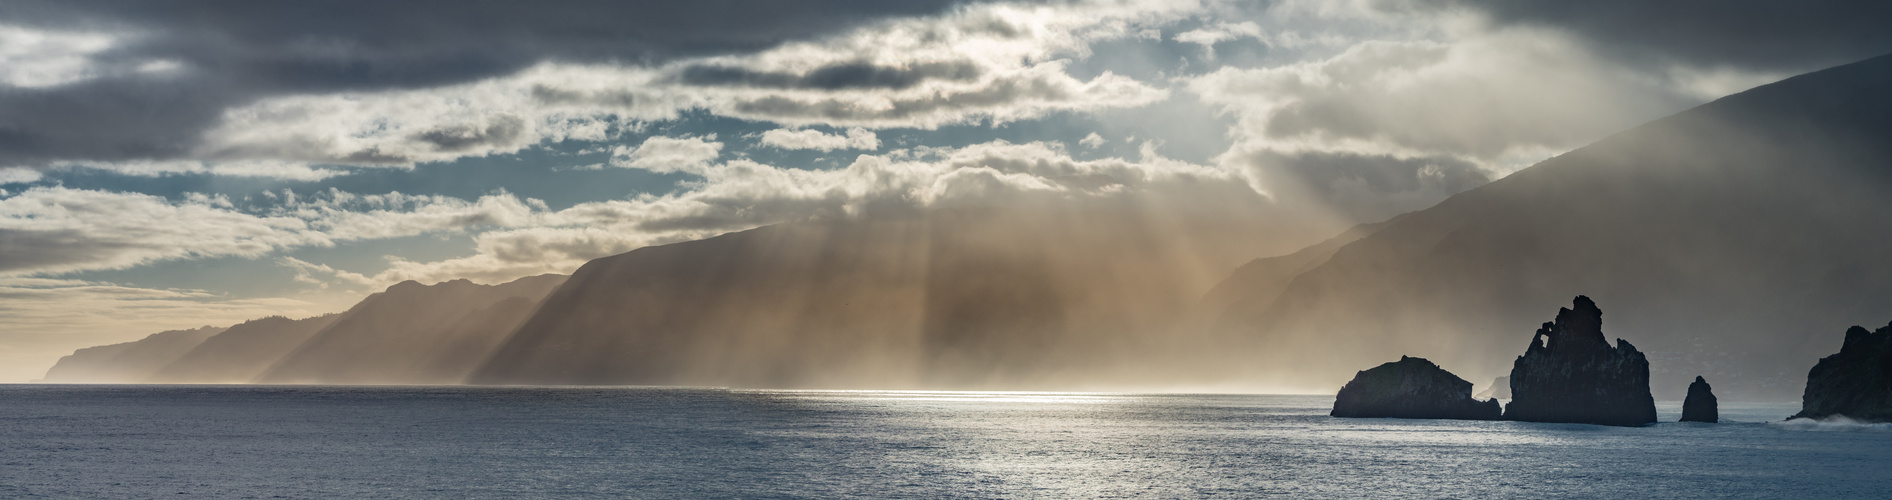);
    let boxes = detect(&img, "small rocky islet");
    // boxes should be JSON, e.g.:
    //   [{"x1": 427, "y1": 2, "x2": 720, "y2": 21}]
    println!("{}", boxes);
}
[
  {"x1": 1330, "y1": 356, "x2": 1500, "y2": 420},
  {"x1": 1791, "y1": 322, "x2": 1892, "y2": 422},
  {"x1": 1330, "y1": 296, "x2": 1708, "y2": 426},
  {"x1": 1333, "y1": 295, "x2": 1892, "y2": 425}
]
